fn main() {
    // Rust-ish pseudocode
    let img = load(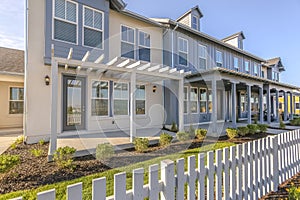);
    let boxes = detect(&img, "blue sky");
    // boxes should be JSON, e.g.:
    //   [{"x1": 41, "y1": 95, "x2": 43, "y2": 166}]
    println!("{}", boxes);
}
[{"x1": 0, "y1": 0, "x2": 299, "y2": 85}]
